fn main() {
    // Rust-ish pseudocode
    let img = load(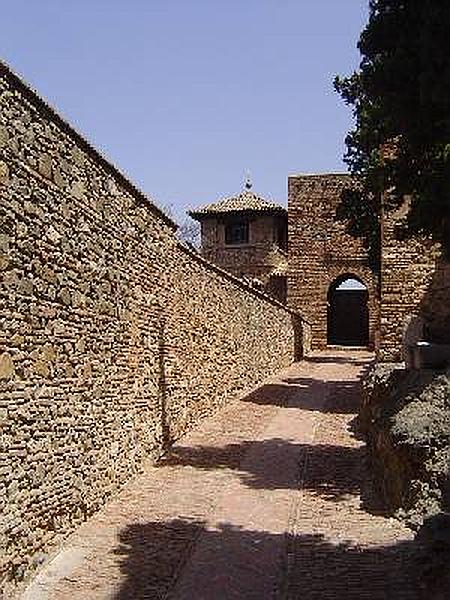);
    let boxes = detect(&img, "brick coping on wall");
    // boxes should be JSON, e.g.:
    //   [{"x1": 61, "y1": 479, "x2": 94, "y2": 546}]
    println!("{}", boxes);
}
[{"x1": 0, "y1": 58, "x2": 310, "y2": 327}]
